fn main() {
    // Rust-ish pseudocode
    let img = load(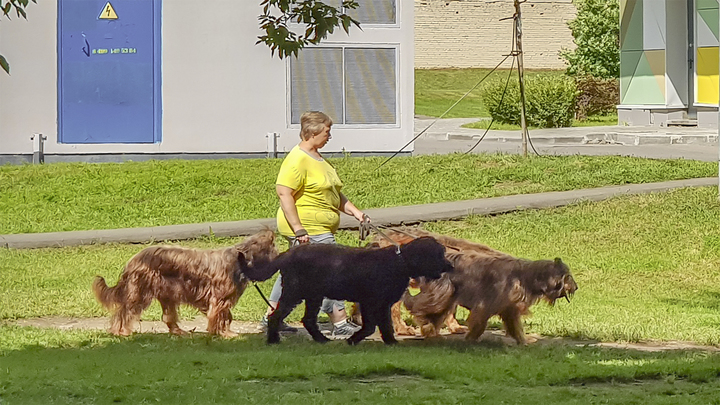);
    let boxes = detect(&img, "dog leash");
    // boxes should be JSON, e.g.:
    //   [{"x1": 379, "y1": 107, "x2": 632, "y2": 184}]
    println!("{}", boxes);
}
[
  {"x1": 253, "y1": 283, "x2": 276, "y2": 310},
  {"x1": 359, "y1": 215, "x2": 402, "y2": 254},
  {"x1": 253, "y1": 237, "x2": 304, "y2": 311}
]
